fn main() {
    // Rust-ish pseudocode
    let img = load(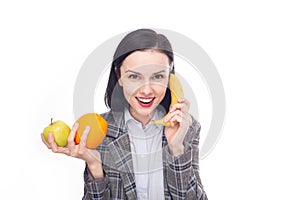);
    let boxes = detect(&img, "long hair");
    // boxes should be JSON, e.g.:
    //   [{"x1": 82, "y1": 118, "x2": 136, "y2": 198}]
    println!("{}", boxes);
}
[{"x1": 104, "y1": 29, "x2": 175, "y2": 112}]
